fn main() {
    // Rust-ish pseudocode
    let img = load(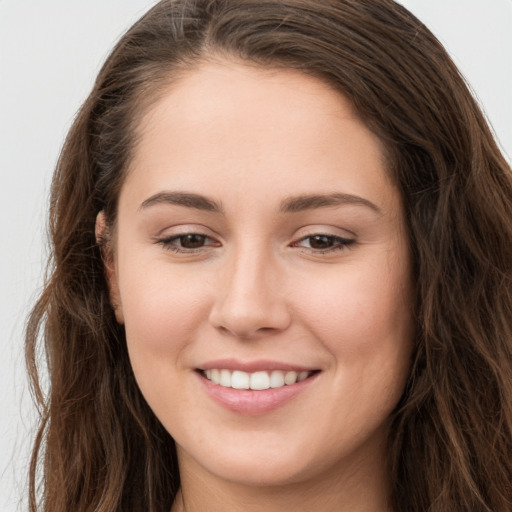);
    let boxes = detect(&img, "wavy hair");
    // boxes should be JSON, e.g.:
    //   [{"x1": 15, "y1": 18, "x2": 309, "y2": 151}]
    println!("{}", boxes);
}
[{"x1": 26, "y1": 0, "x2": 512, "y2": 510}]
